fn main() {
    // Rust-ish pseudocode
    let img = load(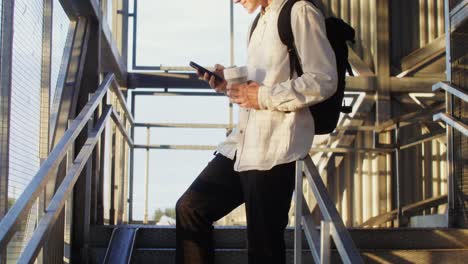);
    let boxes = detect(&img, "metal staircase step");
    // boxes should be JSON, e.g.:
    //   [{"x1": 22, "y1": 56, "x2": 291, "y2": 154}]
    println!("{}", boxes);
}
[
  {"x1": 360, "y1": 249, "x2": 468, "y2": 264},
  {"x1": 89, "y1": 247, "x2": 468, "y2": 264},
  {"x1": 103, "y1": 227, "x2": 139, "y2": 264},
  {"x1": 90, "y1": 225, "x2": 468, "y2": 250},
  {"x1": 89, "y1": 247, "x2": 314, "y2": 264}
]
